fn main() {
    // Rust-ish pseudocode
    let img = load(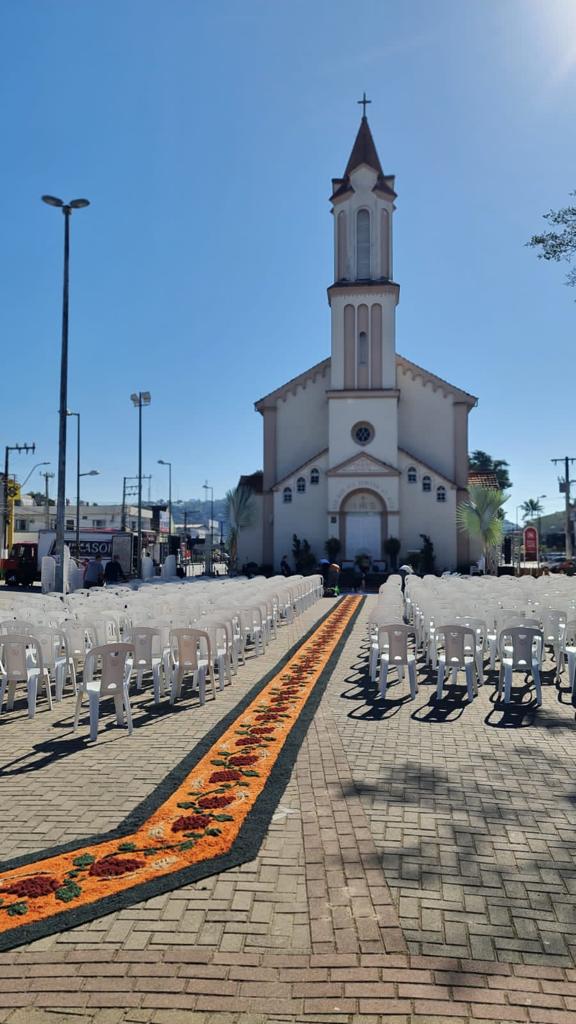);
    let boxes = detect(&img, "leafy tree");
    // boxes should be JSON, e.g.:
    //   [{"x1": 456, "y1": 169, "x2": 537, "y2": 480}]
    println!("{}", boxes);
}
[
  {"x1": 26, "y1": 490, "x2": 54, "y2": 506},
  {"x1": 528, "y1": 193, "x2": 576, "y2": 288},
  {"x1": 324, "y1": 537, "x2": 341, "y2": 562},
  {"x1": 521, "y1": 498, "x2": 544, "y2": 522},
  {"x1": 468, "y1": 450, "x2": 512, "y2": 491},
  {"x1": 292, "y1": 534, "x2": 316, "y2": 573},
  {"x1": 456, "y1": 485, "x2": 508, "y2": 573},
  {"x1": 226, "y1": 485, "x2": 256, "y2": 573}
]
